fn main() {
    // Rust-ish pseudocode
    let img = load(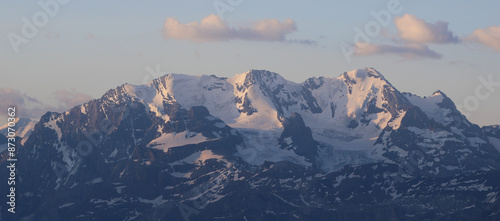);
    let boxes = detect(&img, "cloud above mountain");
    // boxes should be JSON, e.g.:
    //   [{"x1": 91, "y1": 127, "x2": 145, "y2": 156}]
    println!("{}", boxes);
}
[
  {"x1": 465, "y1": 26, "x2": 500, "y2": 51},
  {"x1": 394, "y1": 14, "x2": 459, "y2": 44},
  {"x1": 163, "y1": 14, "x2": 311, "y2": 44},
  {"x1": 354, "y1": 14, "x2": 458, "y2": 59},
  {"x1": 354, "y1": 42, "x2": 441, "y2": 59}
]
